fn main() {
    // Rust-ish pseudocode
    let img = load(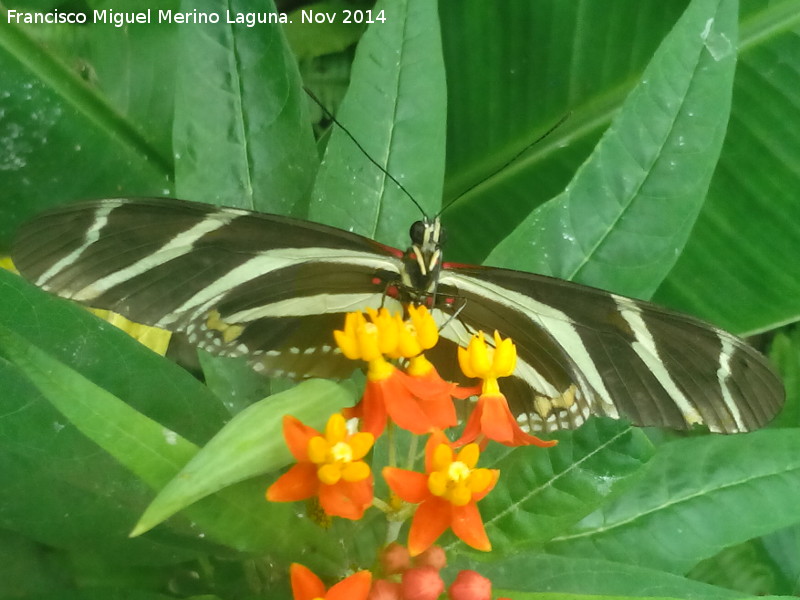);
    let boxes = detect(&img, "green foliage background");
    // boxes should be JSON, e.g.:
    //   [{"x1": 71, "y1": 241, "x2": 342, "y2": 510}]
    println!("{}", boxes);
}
[{"x1": 0, "y1": 0, "x2": 799, "y2": 598}]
